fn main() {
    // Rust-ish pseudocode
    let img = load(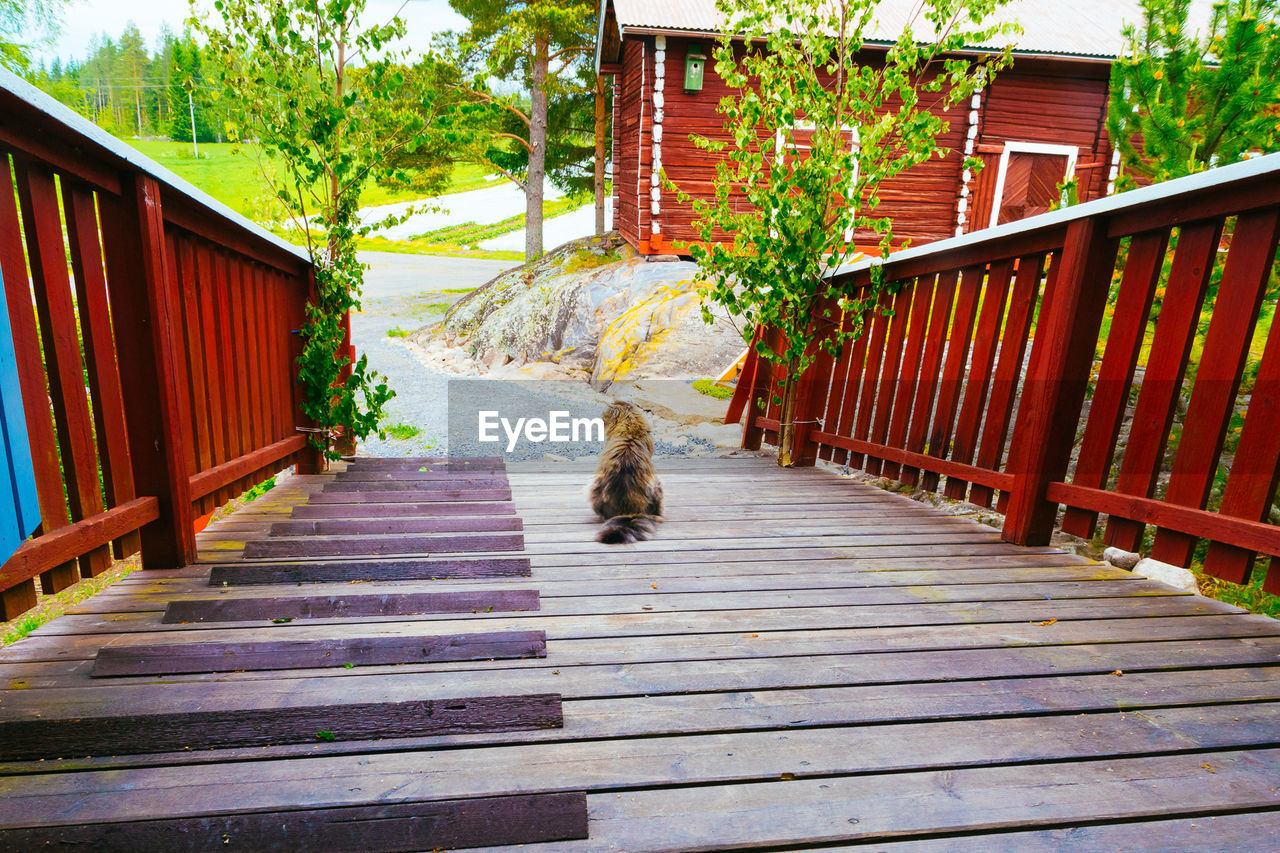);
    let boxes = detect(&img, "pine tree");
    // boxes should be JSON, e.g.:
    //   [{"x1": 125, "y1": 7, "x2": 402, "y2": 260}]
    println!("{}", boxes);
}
[
  {"x1": 1108, "y1": 0, "x2": 1280, "y2": 187},
  {"x1": 447, "y1": 0, "x2": 597, "y2": 260}
]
